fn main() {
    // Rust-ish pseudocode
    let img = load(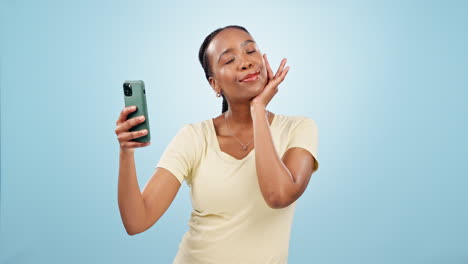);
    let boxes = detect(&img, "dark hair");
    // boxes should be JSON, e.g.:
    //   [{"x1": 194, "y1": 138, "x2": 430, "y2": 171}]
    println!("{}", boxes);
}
[{"x1": 198, "y1": 25, "x2": 250, "y2": 114}]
